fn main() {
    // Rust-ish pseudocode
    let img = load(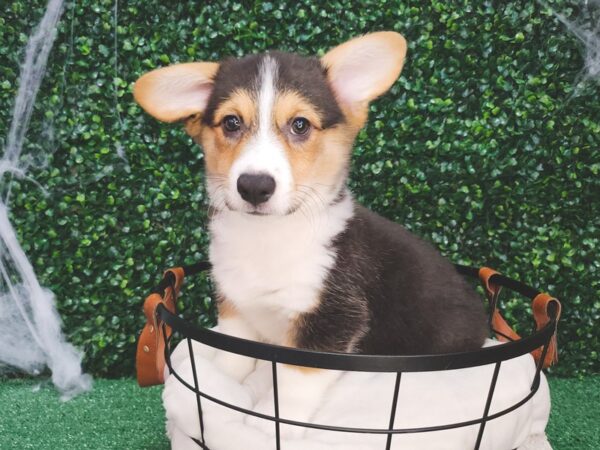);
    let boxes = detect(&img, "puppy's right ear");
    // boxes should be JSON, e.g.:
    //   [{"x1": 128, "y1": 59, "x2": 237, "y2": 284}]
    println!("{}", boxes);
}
[
  {"x1": 321, "y1": 32, "x2": 406, "y2": 112},
  {"x1": 133, "y1": 62, "x2": 219, "y2": 123}
]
